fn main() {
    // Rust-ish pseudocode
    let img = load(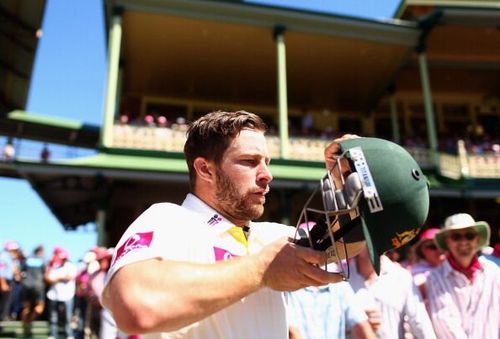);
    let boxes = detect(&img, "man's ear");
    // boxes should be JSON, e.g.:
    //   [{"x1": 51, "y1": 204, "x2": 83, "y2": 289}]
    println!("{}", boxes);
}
[{"x1": 193, "y1": 157, "x2": 215, "y2": 183}]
